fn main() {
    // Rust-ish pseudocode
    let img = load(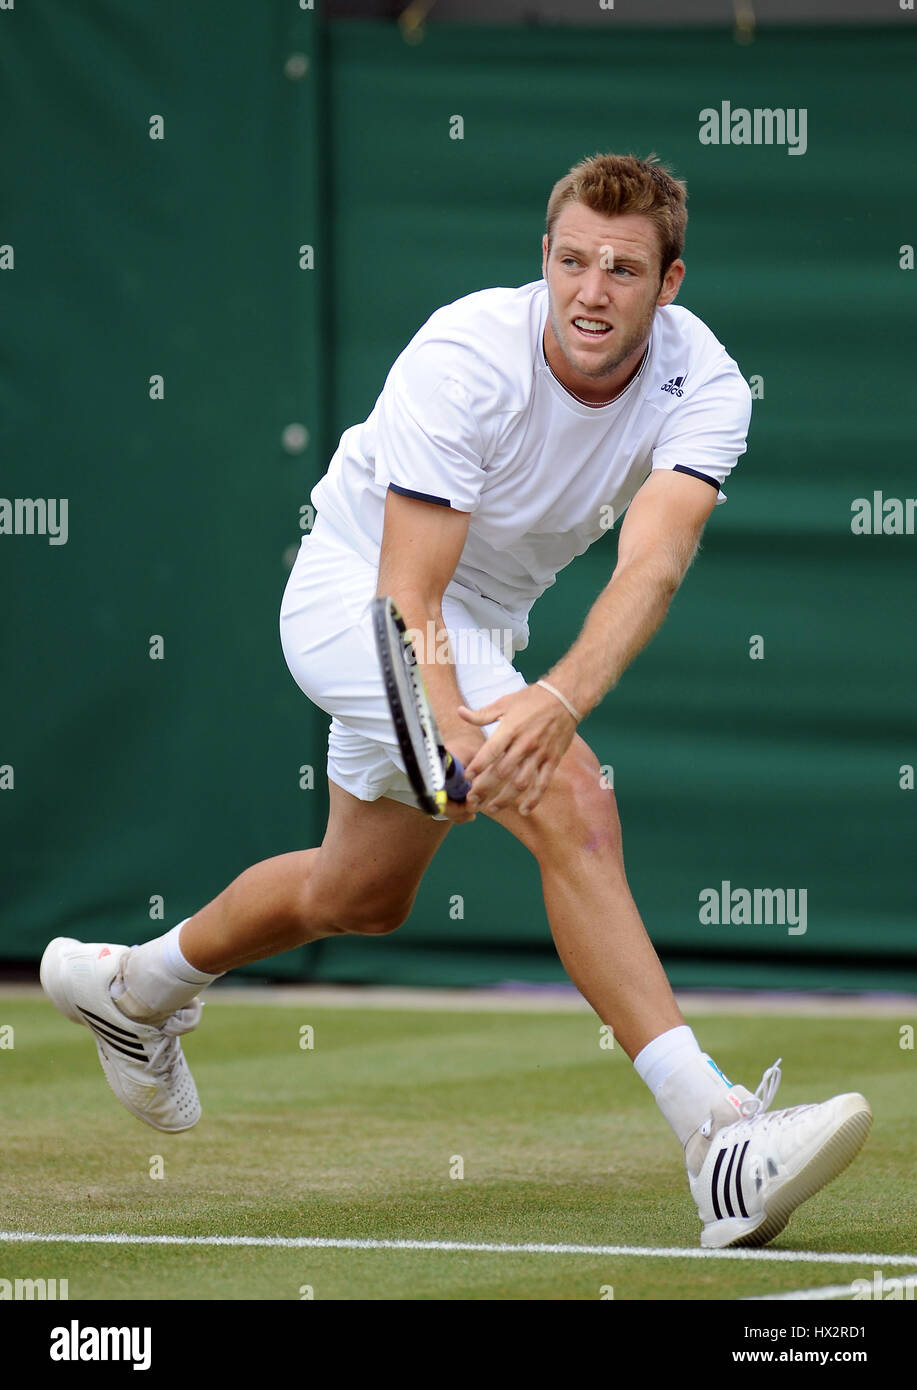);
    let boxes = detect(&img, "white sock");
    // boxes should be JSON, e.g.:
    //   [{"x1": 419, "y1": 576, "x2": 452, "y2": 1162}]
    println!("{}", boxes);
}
[
  {"x1": 634, "y1": 1024, "x2": 704, "y2": 1094},
  {"x1": 111, "y1": 921, "x2": 222, "y2": 1022},
  {"x1": 634, "y1": 1025, "x2": 739, "y2": 1147}
]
